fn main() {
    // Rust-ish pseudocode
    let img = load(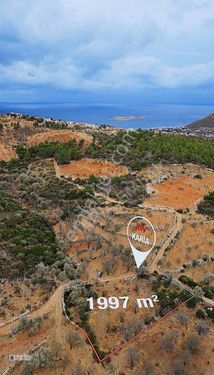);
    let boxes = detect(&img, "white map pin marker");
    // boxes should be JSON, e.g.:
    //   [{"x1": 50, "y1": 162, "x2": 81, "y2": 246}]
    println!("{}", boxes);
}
[{"x1": 127, "y1": 216, "x2": 156, "y2": 268}]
